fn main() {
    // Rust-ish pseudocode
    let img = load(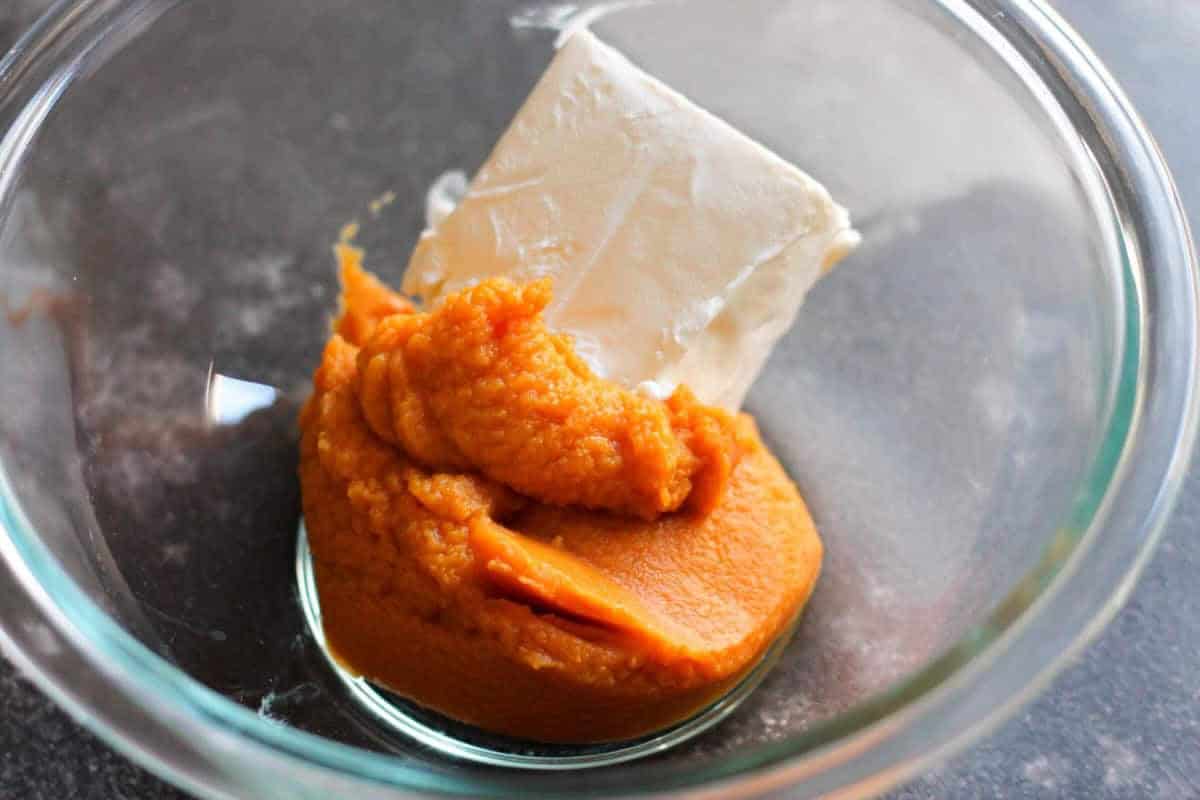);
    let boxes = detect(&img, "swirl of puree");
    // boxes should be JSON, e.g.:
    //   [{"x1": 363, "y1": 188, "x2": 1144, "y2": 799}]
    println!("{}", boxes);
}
[{"x1": 300, "y1": 30, "x2": 856, "y2": 743}]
